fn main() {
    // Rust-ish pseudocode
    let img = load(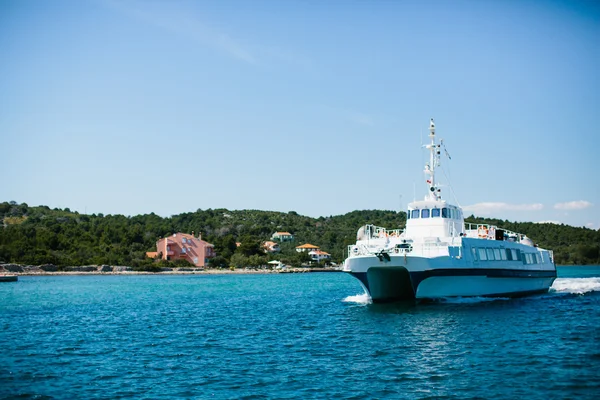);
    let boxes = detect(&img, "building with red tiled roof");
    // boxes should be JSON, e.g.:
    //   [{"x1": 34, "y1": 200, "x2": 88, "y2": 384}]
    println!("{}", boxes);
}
[
  {"x1": 262, "y1": 241, "x2": 281, "y2": 253},
  {"x1": 295, "y1": 243, "x2": 320, "y2": 252},
  {"x1": 271, "y1": 231, "x2": 294, "y2": 242},
  {"x1": 309, "y1": 249, "x2": 331, "y2": 262},
  {"x1": 152, "y1": 232, "x2": 215, "y2": 267}
]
